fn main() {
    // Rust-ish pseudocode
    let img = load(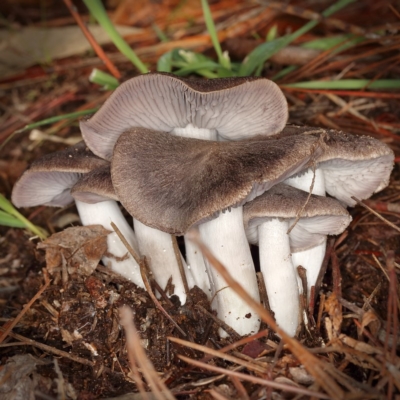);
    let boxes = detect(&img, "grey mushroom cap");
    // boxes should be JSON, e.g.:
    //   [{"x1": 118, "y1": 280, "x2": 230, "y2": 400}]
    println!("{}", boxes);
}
[
  {"x1": 12, "y1": 142, "x2": 108, "y2": 208},
  {"x1": 111, "y1": 127, "x2": 324, "y2": 235},
  {"x1": 81, "y1": 72, "x2": 288, "y2": 160},
  {"x1": 282, "y1": 125, "x2": 394, "y2": 206},
  {"x1": 243, "y1": 183, "x2": 352, "y2": 252},
  {"x1": 71, "y1": 165, "x2": 118, "y2": 204}
]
